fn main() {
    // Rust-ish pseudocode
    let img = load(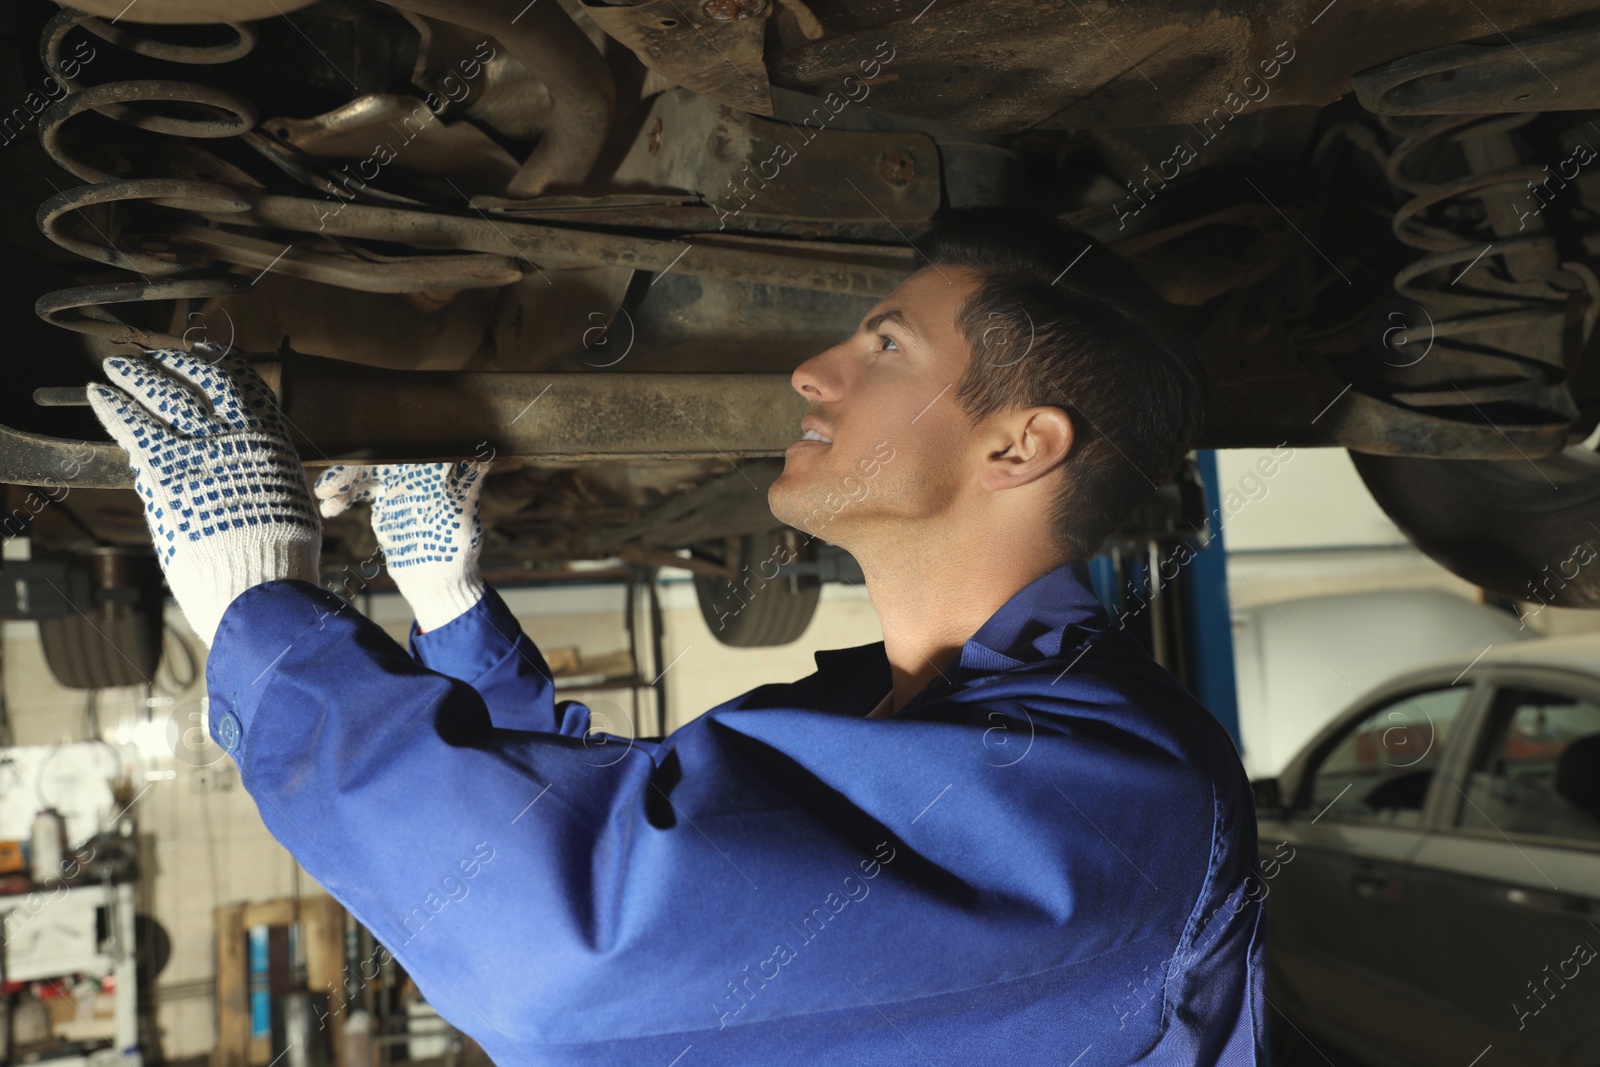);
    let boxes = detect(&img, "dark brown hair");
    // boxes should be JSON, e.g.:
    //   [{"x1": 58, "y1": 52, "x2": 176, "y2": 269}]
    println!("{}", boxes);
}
[{"x1": 916, "y1": 207, "x2": 1208, "y2": 560}]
